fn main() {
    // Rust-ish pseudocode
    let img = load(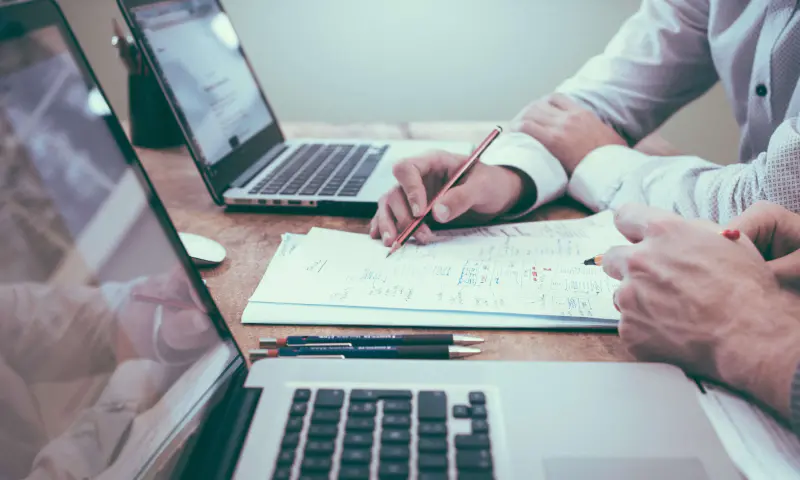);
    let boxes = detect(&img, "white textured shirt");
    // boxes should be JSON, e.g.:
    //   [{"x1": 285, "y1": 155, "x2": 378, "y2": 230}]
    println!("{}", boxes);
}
[{"x1": 480, "y1": 0, "x2": 800, "y2": 224}]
